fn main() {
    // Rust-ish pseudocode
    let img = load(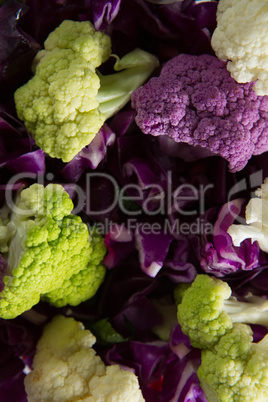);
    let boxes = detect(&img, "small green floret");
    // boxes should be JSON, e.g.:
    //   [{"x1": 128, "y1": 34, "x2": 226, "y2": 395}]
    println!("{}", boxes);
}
[
  {"x1": 177, "y1": 274, "x2": 268, "y2": 402},
  {"x1": 0, "y1": 183, "x2": 106, "y2": 319},
  {"x1": 198, "y1": 323, "x2": 268, "y2": 402},
  {"x1": 177, "y1": 274, "x2": 268, "y2": 350},
  {"x1": 177, "y1": 274, "x2": 233, "y2": 349}
]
